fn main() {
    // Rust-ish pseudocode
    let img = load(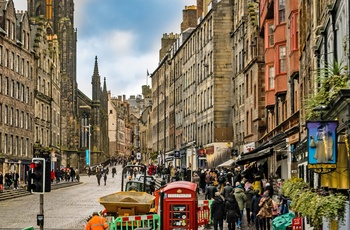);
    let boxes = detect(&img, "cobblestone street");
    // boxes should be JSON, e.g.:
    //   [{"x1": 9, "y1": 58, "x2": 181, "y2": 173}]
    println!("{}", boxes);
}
[
  {"x1": 0, "y1": 165, "x2": 256, "y2": 229},
  {"x1": 0, "y1": 165, "x2": 123, "y2": 229}
]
